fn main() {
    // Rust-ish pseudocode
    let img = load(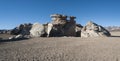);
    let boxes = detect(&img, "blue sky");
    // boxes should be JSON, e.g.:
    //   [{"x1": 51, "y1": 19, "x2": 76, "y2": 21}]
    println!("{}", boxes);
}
[{"x1": 0, "y1": 0, "x2": 120, "y2": 29}]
